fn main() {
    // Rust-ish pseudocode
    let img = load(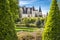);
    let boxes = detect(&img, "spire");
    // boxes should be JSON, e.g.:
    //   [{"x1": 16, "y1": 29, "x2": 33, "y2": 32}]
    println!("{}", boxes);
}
[
  {"x1": 39, "y1": 7, "x2": 42, "y2": 12},
  {"x1": 32, "y1": 6, "x2": 35, "y2": 11}
]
